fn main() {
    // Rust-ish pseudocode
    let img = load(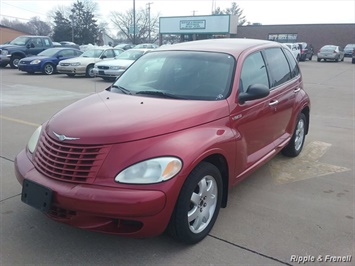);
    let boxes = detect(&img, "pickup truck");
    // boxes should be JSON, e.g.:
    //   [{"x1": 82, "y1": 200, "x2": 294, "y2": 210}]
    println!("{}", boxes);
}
[{"x1": 0, "y1": 35, "x2": 54, "y2": 68}]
